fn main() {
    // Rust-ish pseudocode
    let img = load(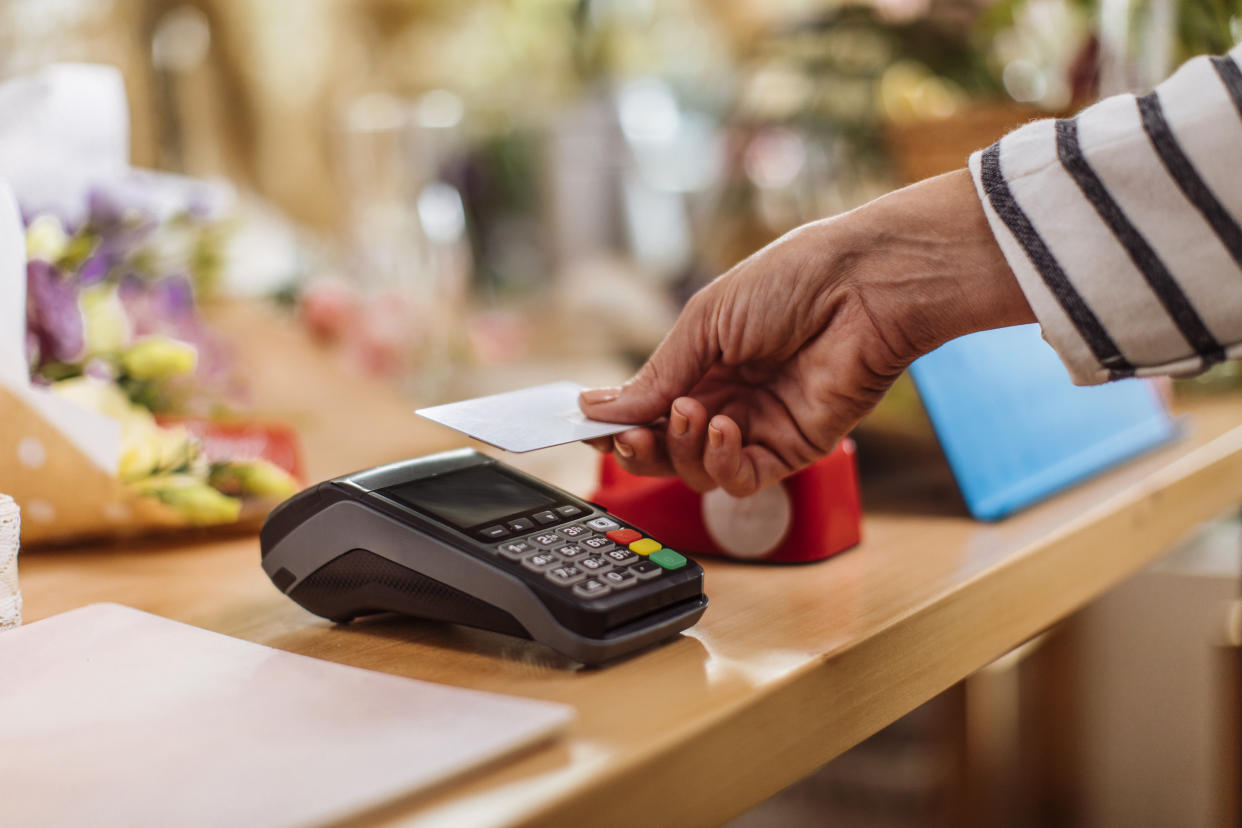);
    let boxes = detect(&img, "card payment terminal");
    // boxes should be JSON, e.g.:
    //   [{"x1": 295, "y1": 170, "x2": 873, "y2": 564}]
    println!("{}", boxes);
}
[{"x1": 261, "y1": 449, "x2": 707, "y2": 665}]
